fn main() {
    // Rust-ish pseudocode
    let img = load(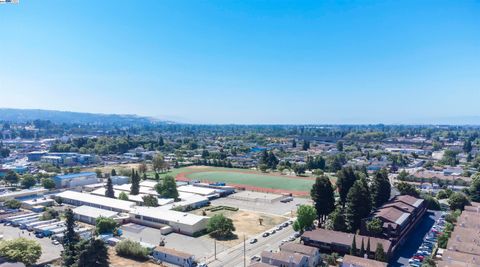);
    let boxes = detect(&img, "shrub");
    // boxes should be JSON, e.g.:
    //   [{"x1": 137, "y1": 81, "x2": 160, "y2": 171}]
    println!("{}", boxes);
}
[{"x1": 115, "y1": 239, "x2": 149, "y2": 260}]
